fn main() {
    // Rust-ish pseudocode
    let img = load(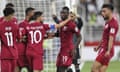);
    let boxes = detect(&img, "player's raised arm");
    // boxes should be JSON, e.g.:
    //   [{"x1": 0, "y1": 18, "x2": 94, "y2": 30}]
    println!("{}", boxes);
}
[
  {"x1": 55, "y1": 14, "x2": 73, "y2": 29},
  {"x1": 52, "y1": 14, "x2": 60, "y2": 24}
]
